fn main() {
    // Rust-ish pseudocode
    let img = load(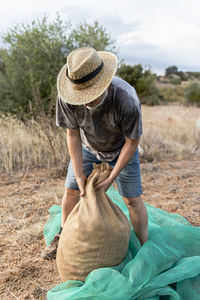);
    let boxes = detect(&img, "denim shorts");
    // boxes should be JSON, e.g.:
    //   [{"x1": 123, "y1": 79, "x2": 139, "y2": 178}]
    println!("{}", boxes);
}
[{"x1": 65, "y1": 147, "x2": 142, "y2": 198}]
